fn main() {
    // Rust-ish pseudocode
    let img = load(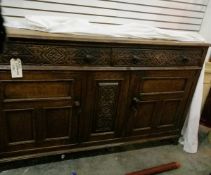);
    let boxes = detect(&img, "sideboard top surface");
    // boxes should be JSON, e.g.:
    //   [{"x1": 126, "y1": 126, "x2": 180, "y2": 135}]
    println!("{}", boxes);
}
[{"x1": 6, "y1": 28, "x2": 211, "y2": 47}]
